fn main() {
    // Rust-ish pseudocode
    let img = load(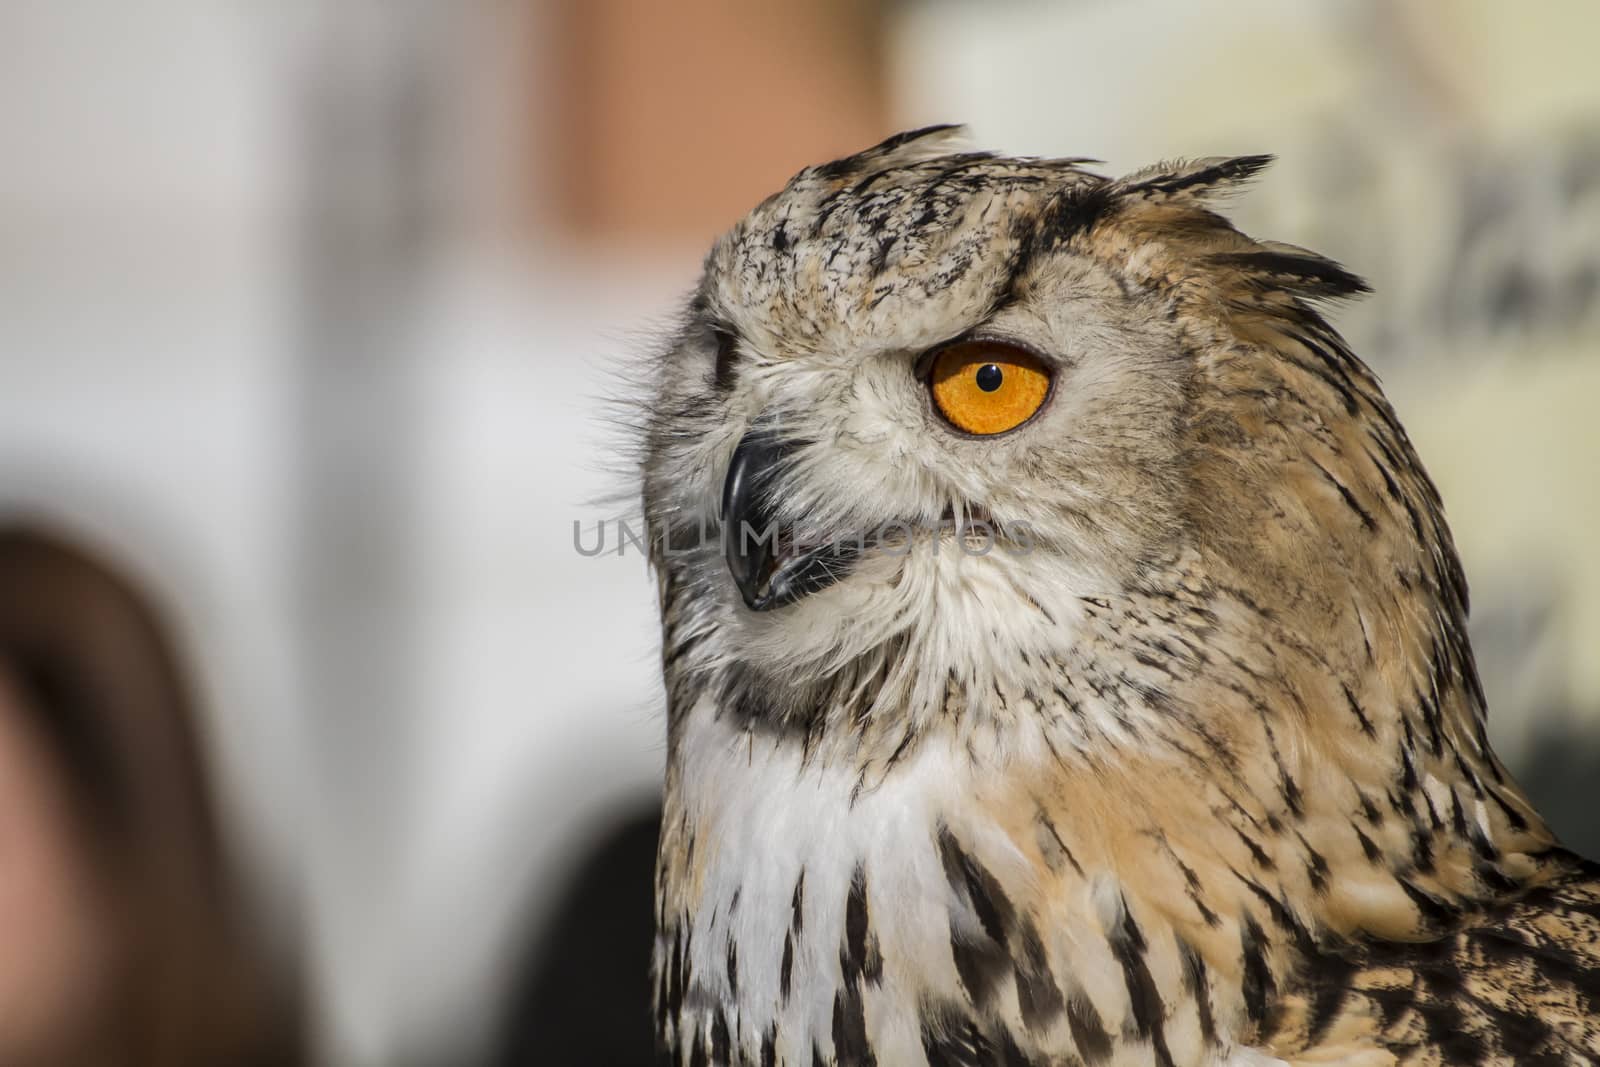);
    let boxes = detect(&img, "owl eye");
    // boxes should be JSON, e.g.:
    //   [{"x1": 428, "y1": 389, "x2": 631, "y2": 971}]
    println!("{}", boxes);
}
[{"x1": 928, "y1": 340, "x2": 1052, "y2": 435}]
